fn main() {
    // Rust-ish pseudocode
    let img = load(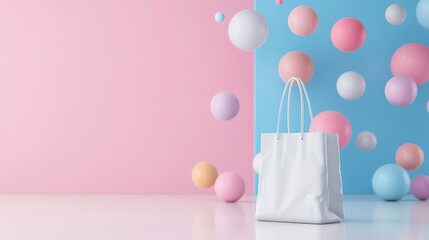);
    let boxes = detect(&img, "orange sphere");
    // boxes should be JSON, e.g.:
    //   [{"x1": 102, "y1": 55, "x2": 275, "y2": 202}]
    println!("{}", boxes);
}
[
  {"x1": 395, "y1": 143, "x2": 424, "y2": 170},
  {"x1": 192, "y1": 162, "x2": 218, "y2": 189}
]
